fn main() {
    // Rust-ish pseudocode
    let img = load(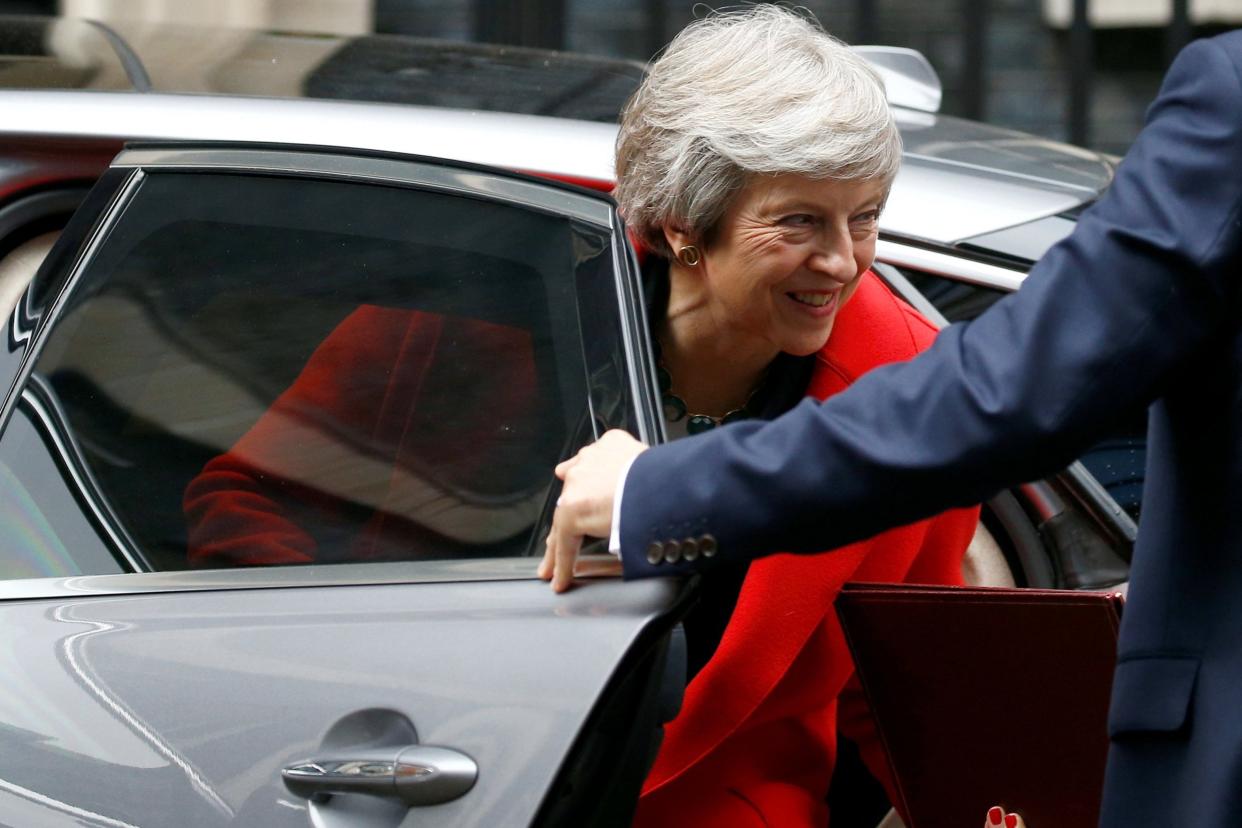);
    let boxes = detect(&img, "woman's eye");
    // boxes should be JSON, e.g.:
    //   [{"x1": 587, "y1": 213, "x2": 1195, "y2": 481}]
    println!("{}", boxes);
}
[
  {"x1": 851, "y1": 210, "x2": 881, "y2": 226},
  {"x1": 780, "y1": 214, "x2": 816, "y2": 228}
]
